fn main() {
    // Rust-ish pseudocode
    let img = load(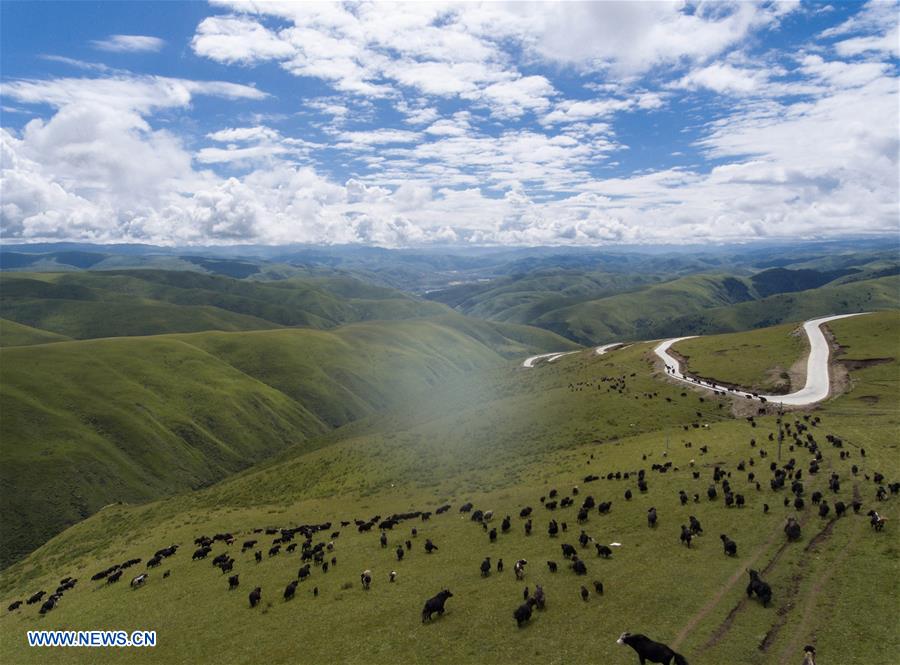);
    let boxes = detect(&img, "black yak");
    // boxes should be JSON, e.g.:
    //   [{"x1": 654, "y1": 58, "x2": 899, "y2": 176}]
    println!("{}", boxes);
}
[
  {"x1": 617, "y1": 632, "x2": 688, "y2": 665},
  {"x1": 421, "y1": 589, "x2": 453, "y2": 622}
]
